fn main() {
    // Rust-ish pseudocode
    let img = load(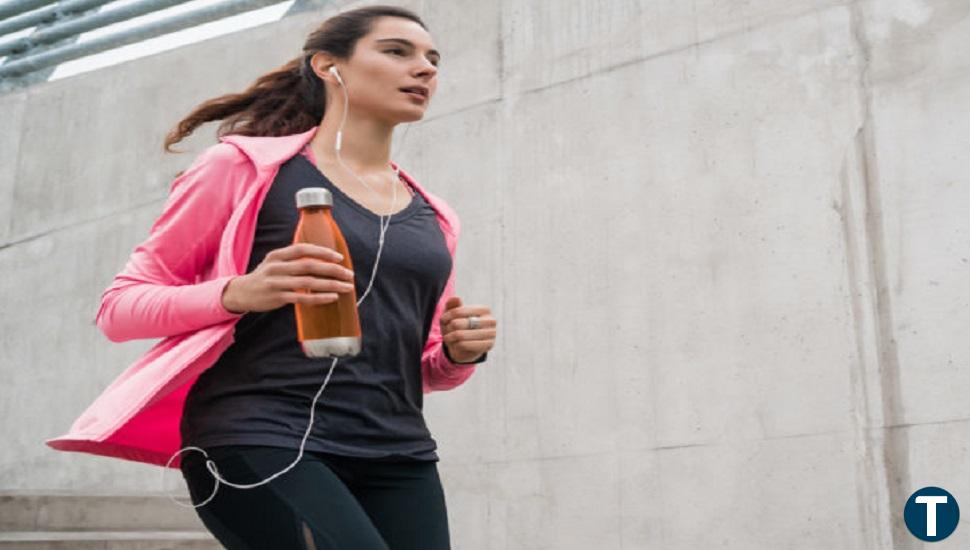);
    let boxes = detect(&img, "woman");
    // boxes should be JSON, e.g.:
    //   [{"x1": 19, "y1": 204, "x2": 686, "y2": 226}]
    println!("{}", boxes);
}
[{"x1": 47, "y1": 5, "x2": 496, "y2": 549}]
